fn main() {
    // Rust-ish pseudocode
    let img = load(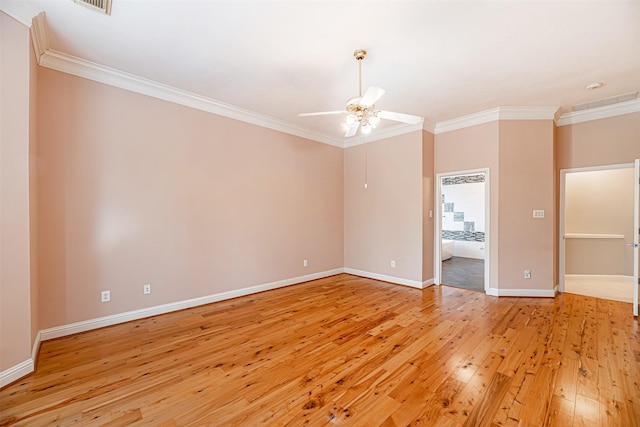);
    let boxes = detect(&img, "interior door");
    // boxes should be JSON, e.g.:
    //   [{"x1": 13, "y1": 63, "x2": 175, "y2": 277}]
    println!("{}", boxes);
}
[{"x1": 634, "y1": 159, "x2": 639, "y2": 317}]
